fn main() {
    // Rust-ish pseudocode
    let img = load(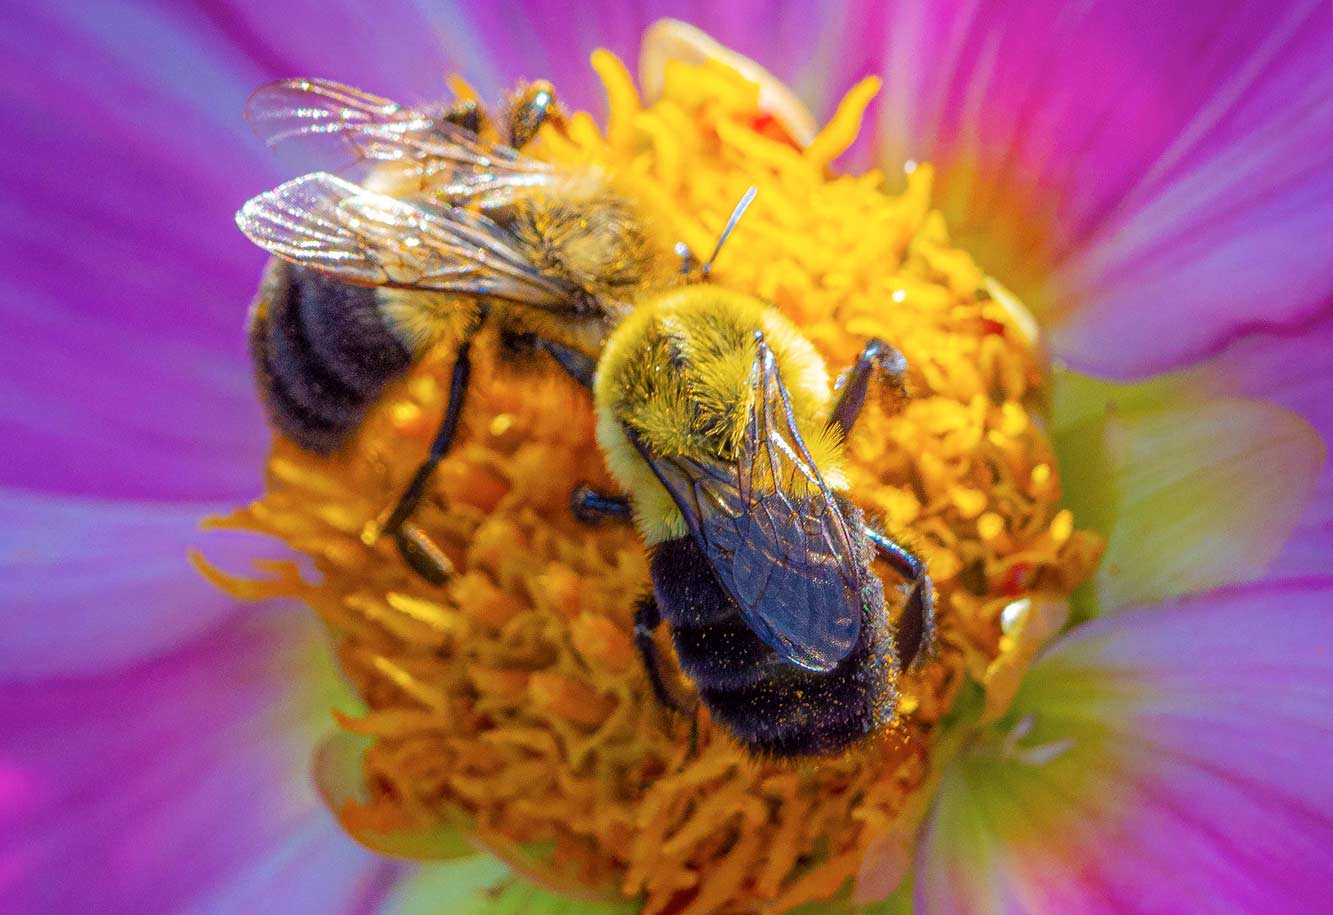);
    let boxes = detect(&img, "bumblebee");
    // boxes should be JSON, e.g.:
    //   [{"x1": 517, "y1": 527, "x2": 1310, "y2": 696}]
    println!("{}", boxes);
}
[{"x1": 236, "y1": 78, "x2": 935, "y2": 757}]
